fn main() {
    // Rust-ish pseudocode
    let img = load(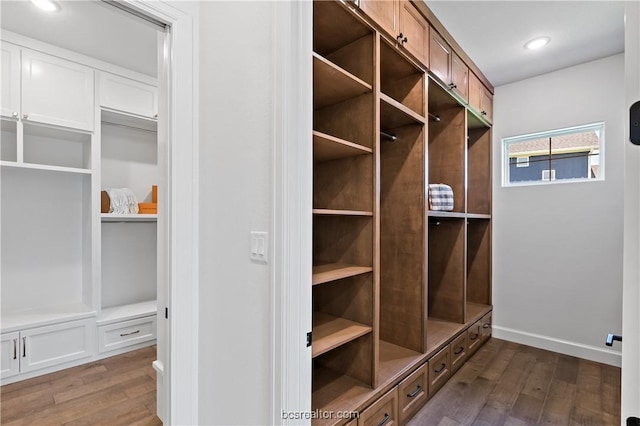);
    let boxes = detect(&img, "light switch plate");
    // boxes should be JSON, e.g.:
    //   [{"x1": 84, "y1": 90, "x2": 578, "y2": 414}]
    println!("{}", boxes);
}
[{"x1": 250, "y1": 231, "x2": 268, "y2": 264}]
